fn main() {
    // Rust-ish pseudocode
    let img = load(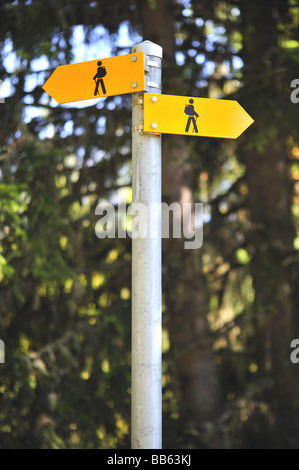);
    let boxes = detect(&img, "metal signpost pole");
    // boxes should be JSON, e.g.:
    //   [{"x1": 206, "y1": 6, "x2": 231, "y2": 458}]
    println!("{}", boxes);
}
[{"x1": 131, "y1": 41, "x2": 163, "y2": 449}]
